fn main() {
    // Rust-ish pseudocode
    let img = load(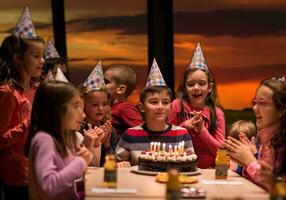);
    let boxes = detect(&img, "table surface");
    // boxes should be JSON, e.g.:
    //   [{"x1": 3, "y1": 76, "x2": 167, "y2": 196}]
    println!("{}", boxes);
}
[{"x1": 85, "y1": 167, "x2": 269, "y2": 200}]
